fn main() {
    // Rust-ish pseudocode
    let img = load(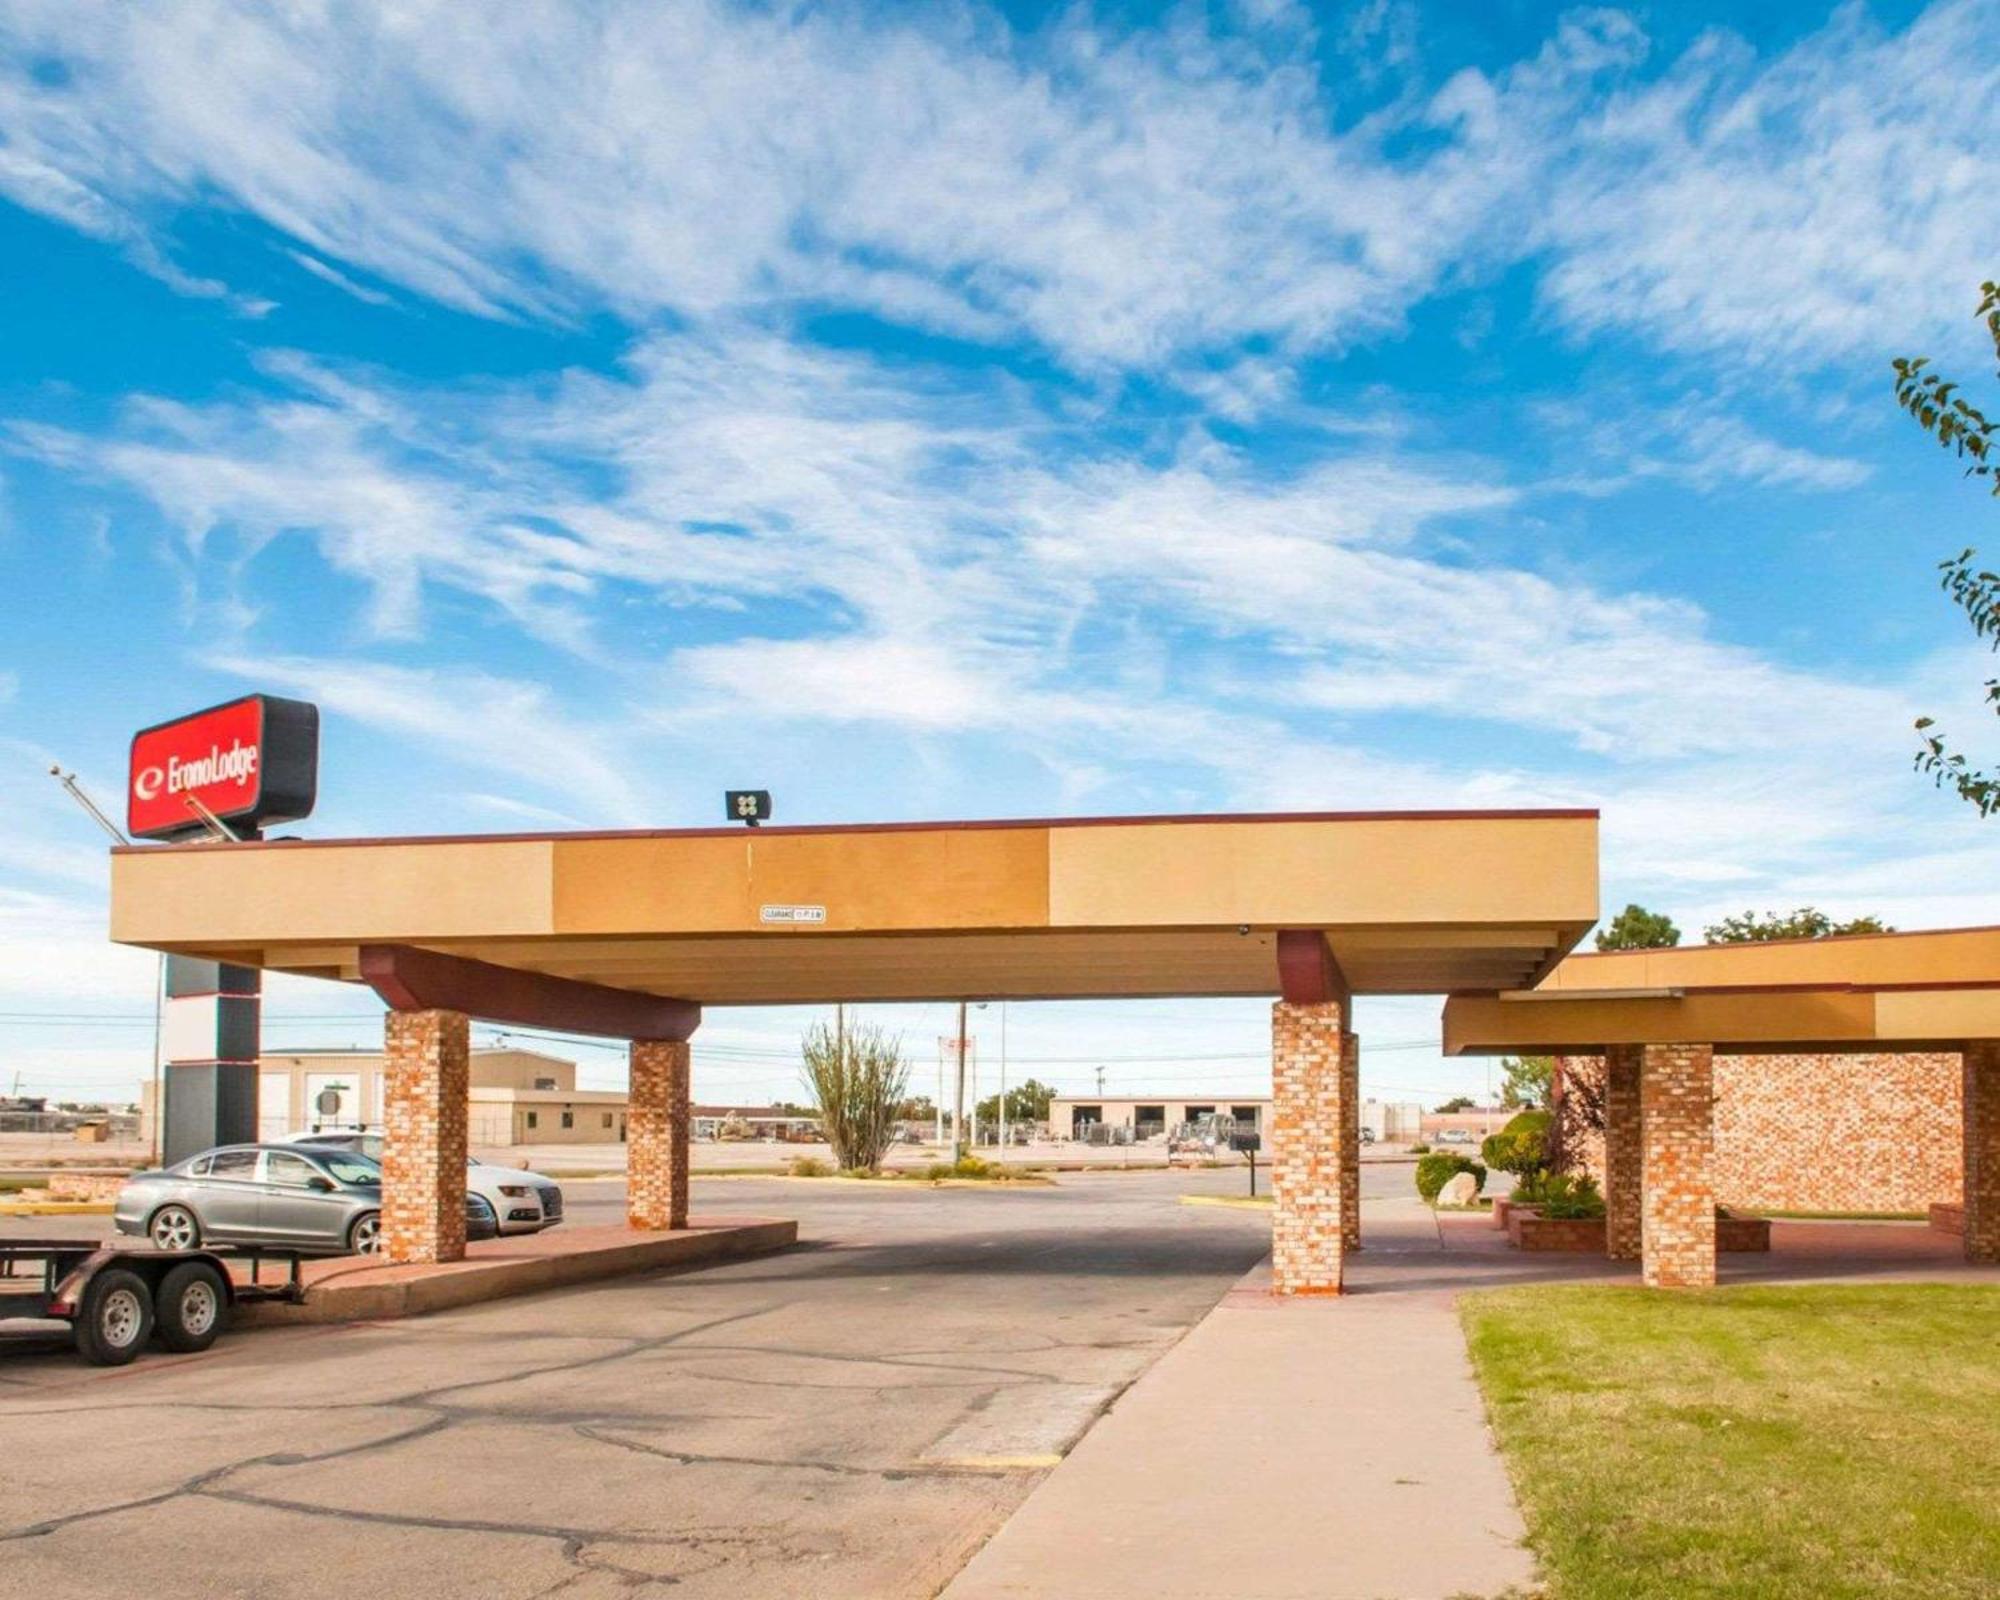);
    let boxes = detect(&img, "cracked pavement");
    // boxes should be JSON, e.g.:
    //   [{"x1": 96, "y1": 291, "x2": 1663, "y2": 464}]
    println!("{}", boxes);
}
[{"x1": 0, "y1": 1167, "x2": 1289, "y2": 1598}]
